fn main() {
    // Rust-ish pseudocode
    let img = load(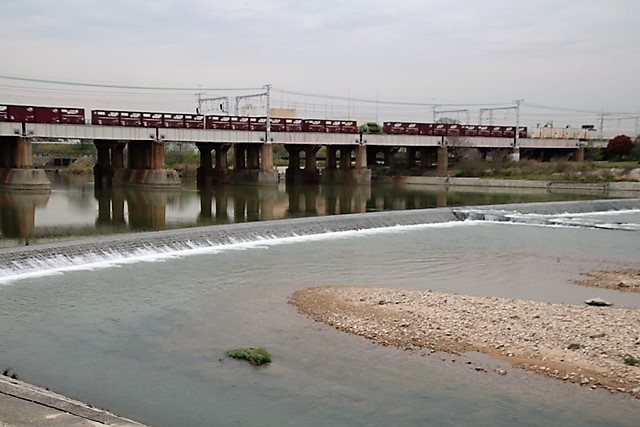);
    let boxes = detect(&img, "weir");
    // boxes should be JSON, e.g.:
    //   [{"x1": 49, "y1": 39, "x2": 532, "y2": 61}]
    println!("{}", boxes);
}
[{"x1": 0, "y1": 198, "x2": 638, "y2": 280}]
